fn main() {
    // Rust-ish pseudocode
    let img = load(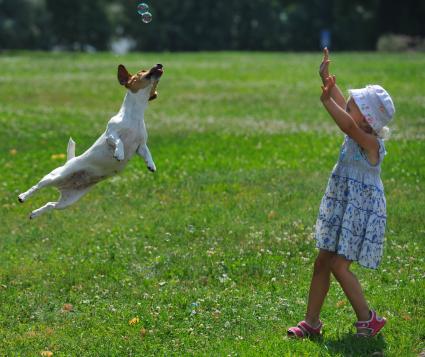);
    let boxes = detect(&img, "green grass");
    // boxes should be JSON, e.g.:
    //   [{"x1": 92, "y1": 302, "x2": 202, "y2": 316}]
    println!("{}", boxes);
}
[{"x1": 0, "y1": 51, "x2": 424, "y2": 356}]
